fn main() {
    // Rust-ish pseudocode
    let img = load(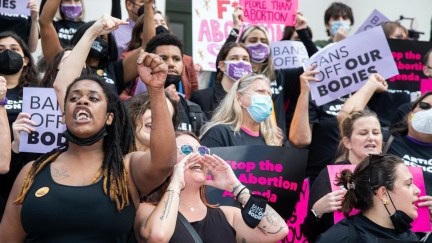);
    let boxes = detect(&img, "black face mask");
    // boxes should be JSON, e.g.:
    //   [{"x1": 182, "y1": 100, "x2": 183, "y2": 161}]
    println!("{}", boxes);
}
[
  {"x1": 156, "y1": 25, "x2": 169, "y2": 35},
  {"x1": 137, "y1": 5, "x2": 144, "y2": 17},
  {"x1": 89, "y1": 37, "x2": 108, "y2": 59},
  {"x1": 63, "y1": 126, "x2": 108, "y2": 146},
  {"x1": 0, "y1": 49, "x2": 24, "y2": 75},
  {"x1": 164, "y1": 75, "x2": 181, "y2": 90},
  {"x1": 384, "y1": 191, "x2": 414, "y2": 233}
]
